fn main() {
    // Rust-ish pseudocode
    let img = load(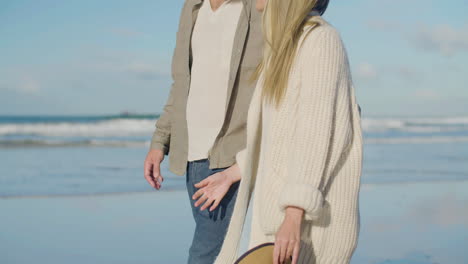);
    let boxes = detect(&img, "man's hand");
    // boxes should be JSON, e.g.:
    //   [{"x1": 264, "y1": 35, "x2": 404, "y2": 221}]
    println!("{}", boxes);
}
[
  {"x1": 144, "y1": 149, "x2": 165, "y2": 190},
  {"x1": 274, "y1": 206, "x2": 304, "y2": 264},
  {"x1": 192, "y1": 163, "x2": 241, "y2": 211}
]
